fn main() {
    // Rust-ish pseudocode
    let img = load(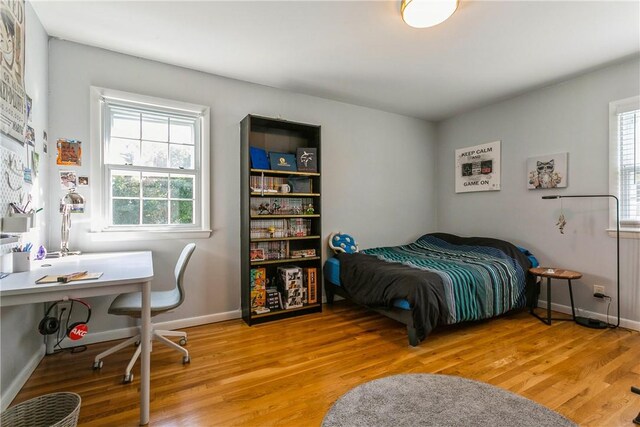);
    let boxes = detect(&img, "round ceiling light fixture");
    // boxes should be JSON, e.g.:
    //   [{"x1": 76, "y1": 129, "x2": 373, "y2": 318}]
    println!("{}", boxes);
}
[{"x1": 401, "y1": 0, "x2": 459, "y2": 28}]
